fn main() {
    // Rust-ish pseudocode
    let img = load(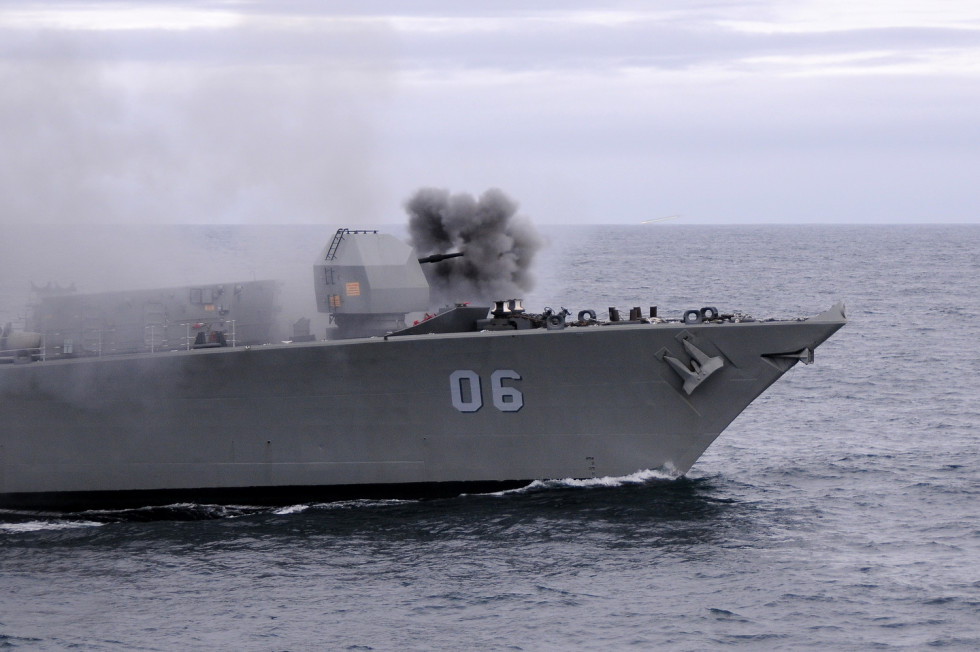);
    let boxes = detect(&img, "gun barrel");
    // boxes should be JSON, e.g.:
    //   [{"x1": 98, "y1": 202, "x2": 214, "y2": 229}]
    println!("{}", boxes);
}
[{"x1": 418, "y1": 252, "x2": 464, "y2": 264}]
